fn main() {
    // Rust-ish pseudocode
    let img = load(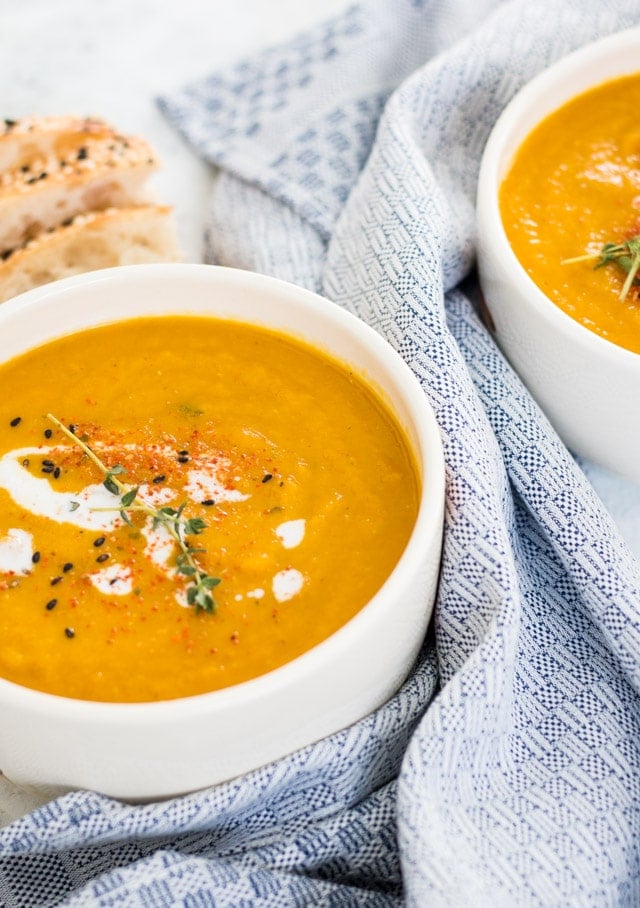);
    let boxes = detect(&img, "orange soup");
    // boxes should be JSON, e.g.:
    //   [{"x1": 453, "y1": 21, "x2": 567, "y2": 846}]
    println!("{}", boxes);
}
[
  {"x1": 0, "y1": 316, "x2": 419, "y2": 702},
  {"x1": 500, "y1": 73, "x2": 640, "y2": 353}
]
